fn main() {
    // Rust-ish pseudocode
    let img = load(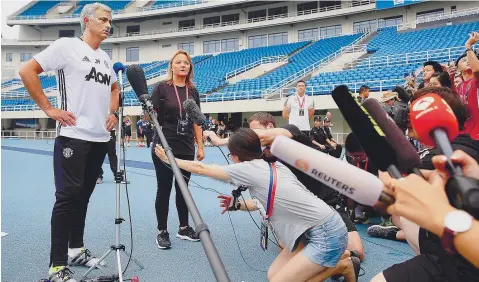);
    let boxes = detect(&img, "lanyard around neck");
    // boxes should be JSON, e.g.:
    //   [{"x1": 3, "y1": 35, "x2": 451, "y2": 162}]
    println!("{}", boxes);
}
[
  {"x1": 265, "y1": 162, "x2": 278, "y2": 219},
  {"x1": 296, "y1": 95, "x2": 306, "y2": 109},
  {"x1": 173, "y1": 84, "x2": 188, "y2": 118}
]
